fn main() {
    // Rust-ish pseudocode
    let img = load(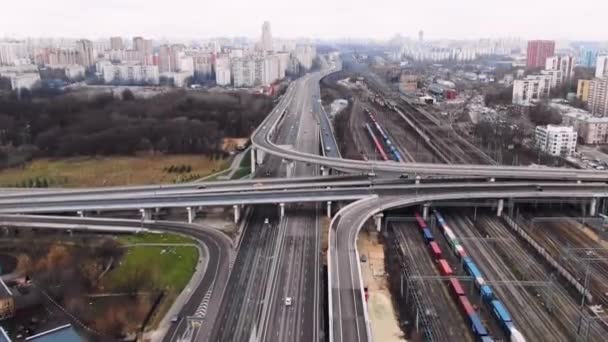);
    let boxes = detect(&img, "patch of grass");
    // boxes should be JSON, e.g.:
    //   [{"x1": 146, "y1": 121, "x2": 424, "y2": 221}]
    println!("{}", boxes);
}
[
  {"x1": 103, "y1": 233, "x2": 198, "y2": 292},
  {"x1": 231, "y1": 167, "x2": 251, "y2": 179},
  {"x1": 0, "y1": 155, "x2": 229, "y2": 187}
]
